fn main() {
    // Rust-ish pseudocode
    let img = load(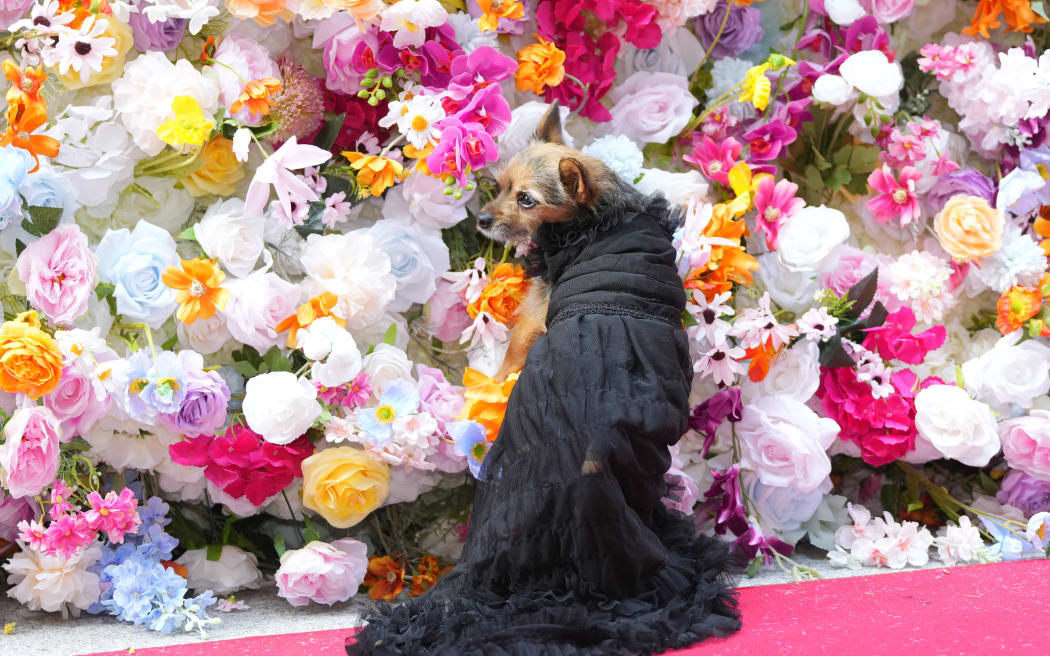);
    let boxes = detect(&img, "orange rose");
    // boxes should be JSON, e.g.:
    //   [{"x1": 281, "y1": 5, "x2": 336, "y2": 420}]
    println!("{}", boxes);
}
[
  {"x1": 933, "y1": 195, "x2": 1004, "y2": 262},
  {"x1": 0, "y1": 311, "x2": 63, "y2": 400},
  {"x1": 515, "y1": 36, "x2": 566, "y2": 95},
  {"x1": 461, "y1": 368, "x2": 518, "y2": 441},
  {"x1": 468, "y1": 263, "x2": 529, "y2": 326}
]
